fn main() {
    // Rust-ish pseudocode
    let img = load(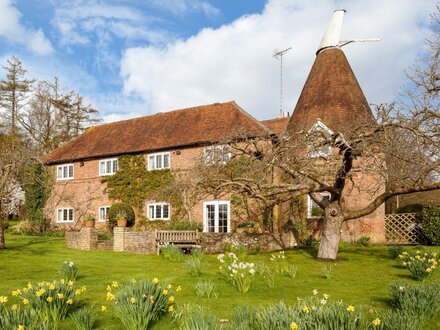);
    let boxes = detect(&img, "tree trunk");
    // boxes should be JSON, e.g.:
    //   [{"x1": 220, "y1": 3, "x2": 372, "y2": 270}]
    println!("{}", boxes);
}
[
  {"x1": 317, "y1": 203, "x2": 344, "y2": 260},
  {"x1": 0, "y1": 225, "x2": 5, "y2": 249}
]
